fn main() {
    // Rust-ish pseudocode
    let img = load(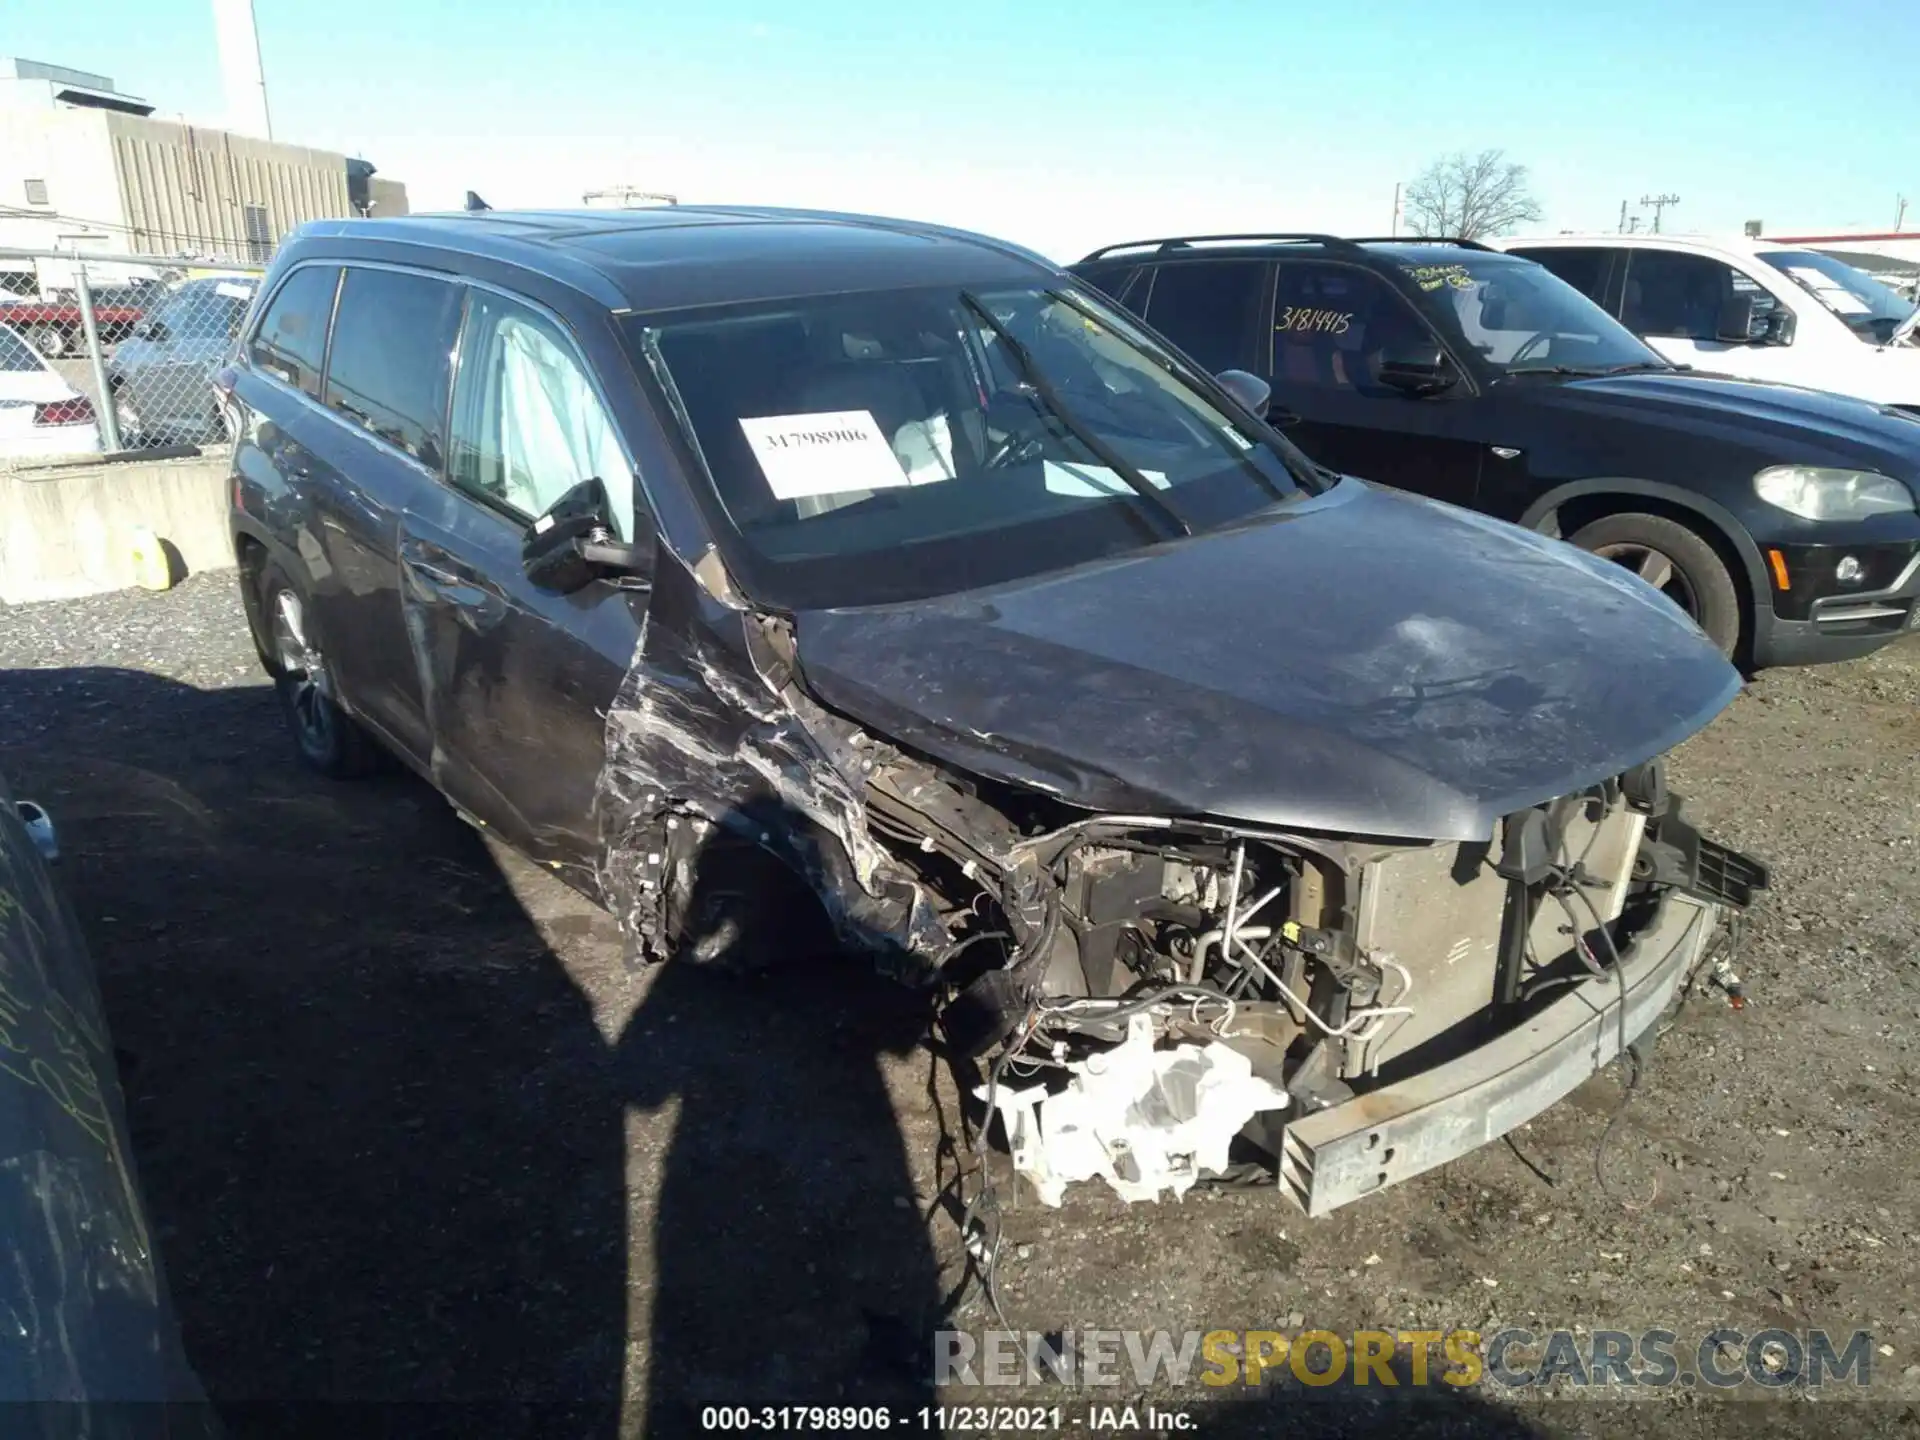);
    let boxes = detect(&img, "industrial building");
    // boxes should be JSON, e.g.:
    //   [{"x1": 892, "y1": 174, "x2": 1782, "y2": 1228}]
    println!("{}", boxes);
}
[{"x1": 0, "y1": 54, "x2": 407, "y2": 290}]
